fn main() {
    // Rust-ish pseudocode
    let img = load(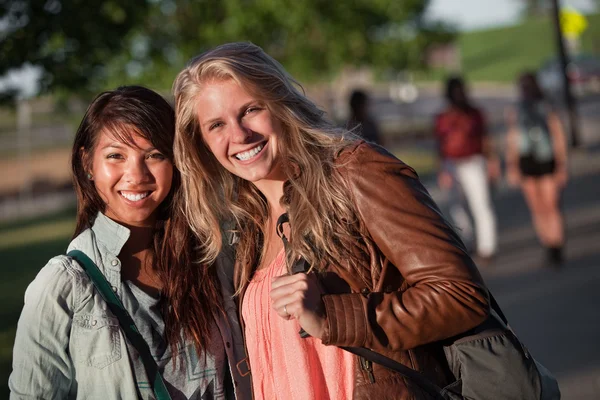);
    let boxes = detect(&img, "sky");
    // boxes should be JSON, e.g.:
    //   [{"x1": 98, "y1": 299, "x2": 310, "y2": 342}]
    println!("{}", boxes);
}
[{"x1": 426, "y1": 0, "x2": 597, "y2": 31}]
